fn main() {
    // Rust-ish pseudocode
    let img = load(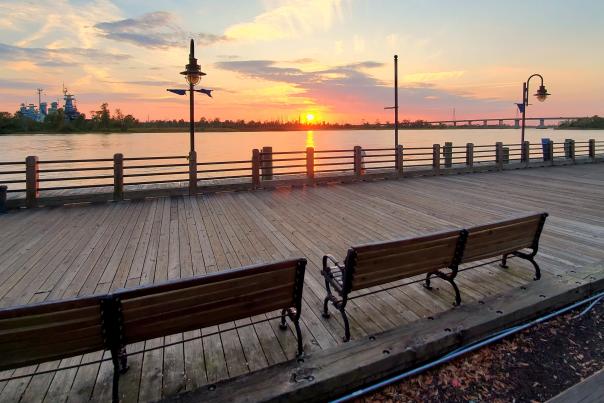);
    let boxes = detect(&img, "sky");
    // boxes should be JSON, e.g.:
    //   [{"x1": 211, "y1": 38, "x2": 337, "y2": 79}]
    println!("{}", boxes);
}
[{"x1": 1, "y1": 0, "x2": 603, "y2": 123}]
